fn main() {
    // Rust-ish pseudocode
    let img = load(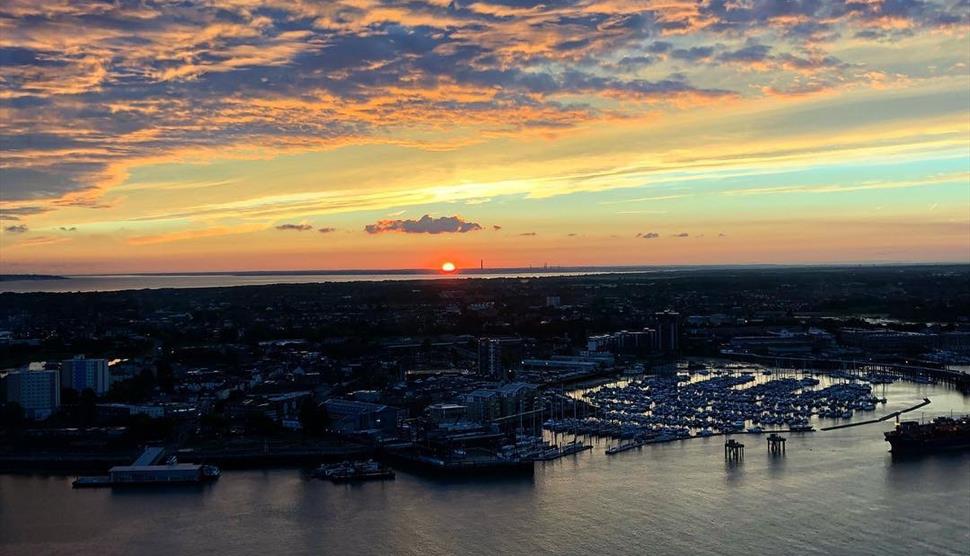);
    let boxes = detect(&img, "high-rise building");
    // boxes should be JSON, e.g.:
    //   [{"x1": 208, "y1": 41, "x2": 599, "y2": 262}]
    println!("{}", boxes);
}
[
  {"x1": 655, "y1": 311, "x2": 680, "y2": 353},
  {"x1": 478, "y1": 338, "x2": 503, "y2": 379},
  {"x1": 3, "y1": 367, "x2": 60, "y2": 420},
  {"x1": 61, "y1": 355, "x2": 110, "y2": 395}
]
